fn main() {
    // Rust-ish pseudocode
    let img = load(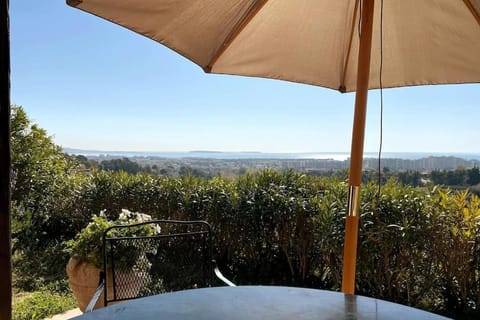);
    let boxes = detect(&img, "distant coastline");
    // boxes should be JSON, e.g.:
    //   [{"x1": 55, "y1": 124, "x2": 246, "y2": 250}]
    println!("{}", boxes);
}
[{"x1": 63, "y1": 148, "x2": 480, "y2": 161}]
